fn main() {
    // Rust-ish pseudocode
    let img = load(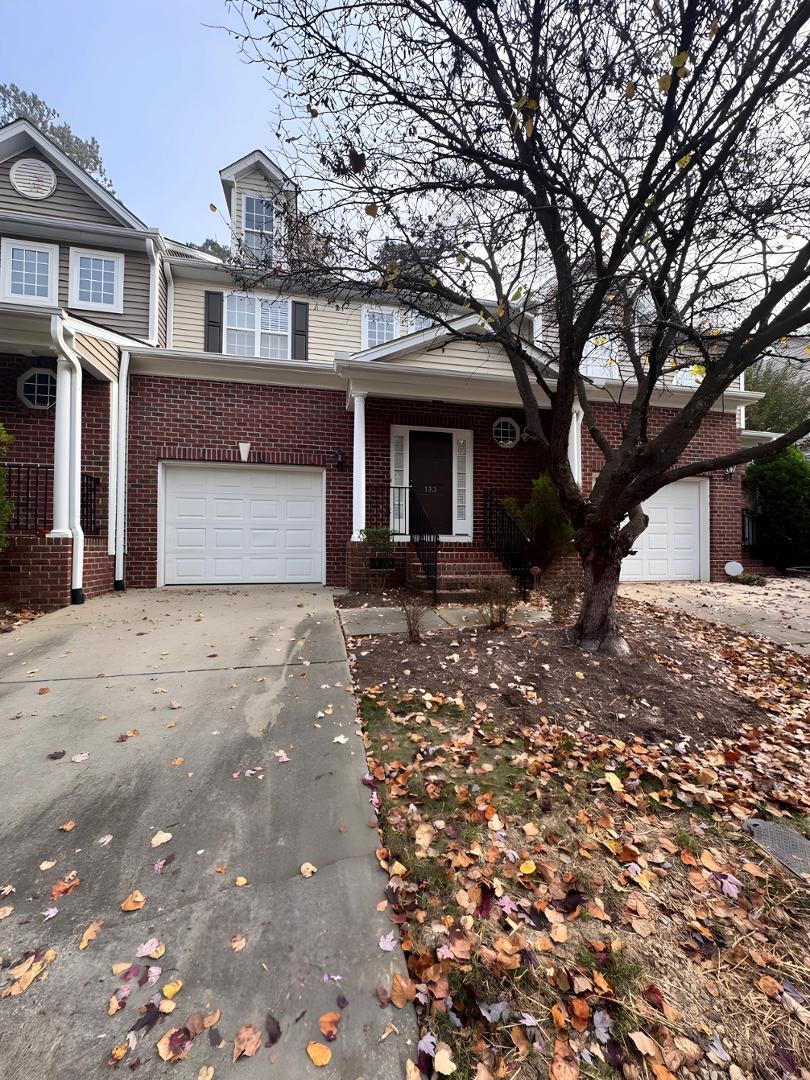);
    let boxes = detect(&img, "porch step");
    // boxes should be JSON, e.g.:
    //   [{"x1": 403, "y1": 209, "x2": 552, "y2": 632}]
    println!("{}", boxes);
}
[{"x1": 405, "y1": 543, "x2": 515, "y2": 598}]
